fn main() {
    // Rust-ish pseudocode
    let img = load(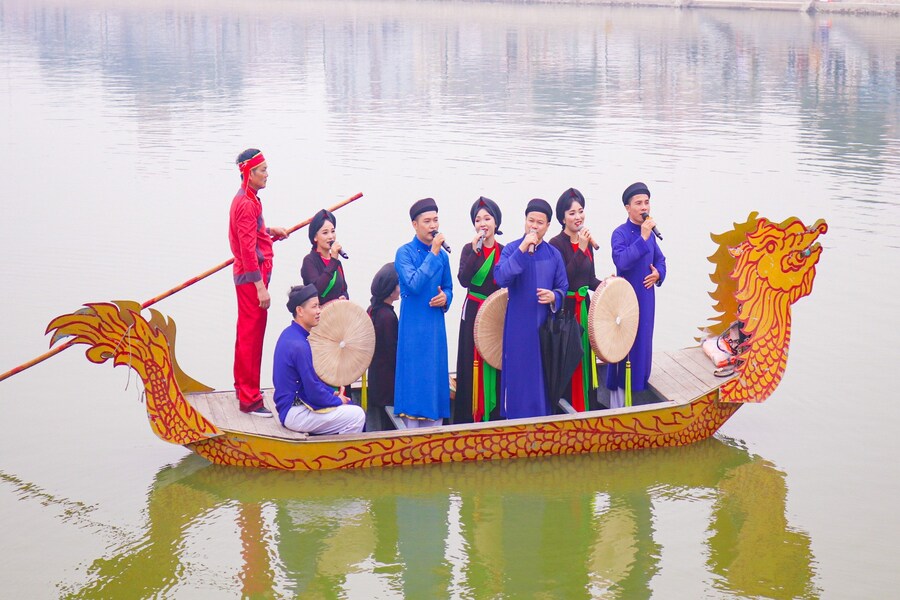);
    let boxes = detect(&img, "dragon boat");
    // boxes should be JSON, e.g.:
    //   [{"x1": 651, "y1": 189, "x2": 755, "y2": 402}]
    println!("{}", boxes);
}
[{"x1": 45, "y1": 213, "x2": 827, "y2": 471}]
